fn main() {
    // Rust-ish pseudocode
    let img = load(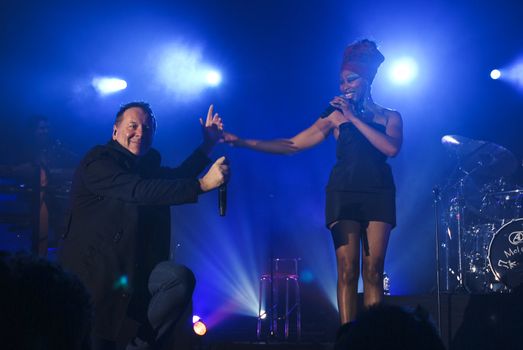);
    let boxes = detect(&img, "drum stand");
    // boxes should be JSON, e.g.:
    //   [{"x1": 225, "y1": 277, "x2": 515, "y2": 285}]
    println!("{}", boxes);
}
[
  {"x1": 440, "y1": 134, "x2": 520, "y2": 294},
  {"x1": 453, "y1": 177, "x2": 468, "y2": 293},
  {"x1": 432, "y1": 186, "x2": 442, "y2": 334},
  {"x1": 443, "y1": 163, "x2": 471, "y2": 293}
]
